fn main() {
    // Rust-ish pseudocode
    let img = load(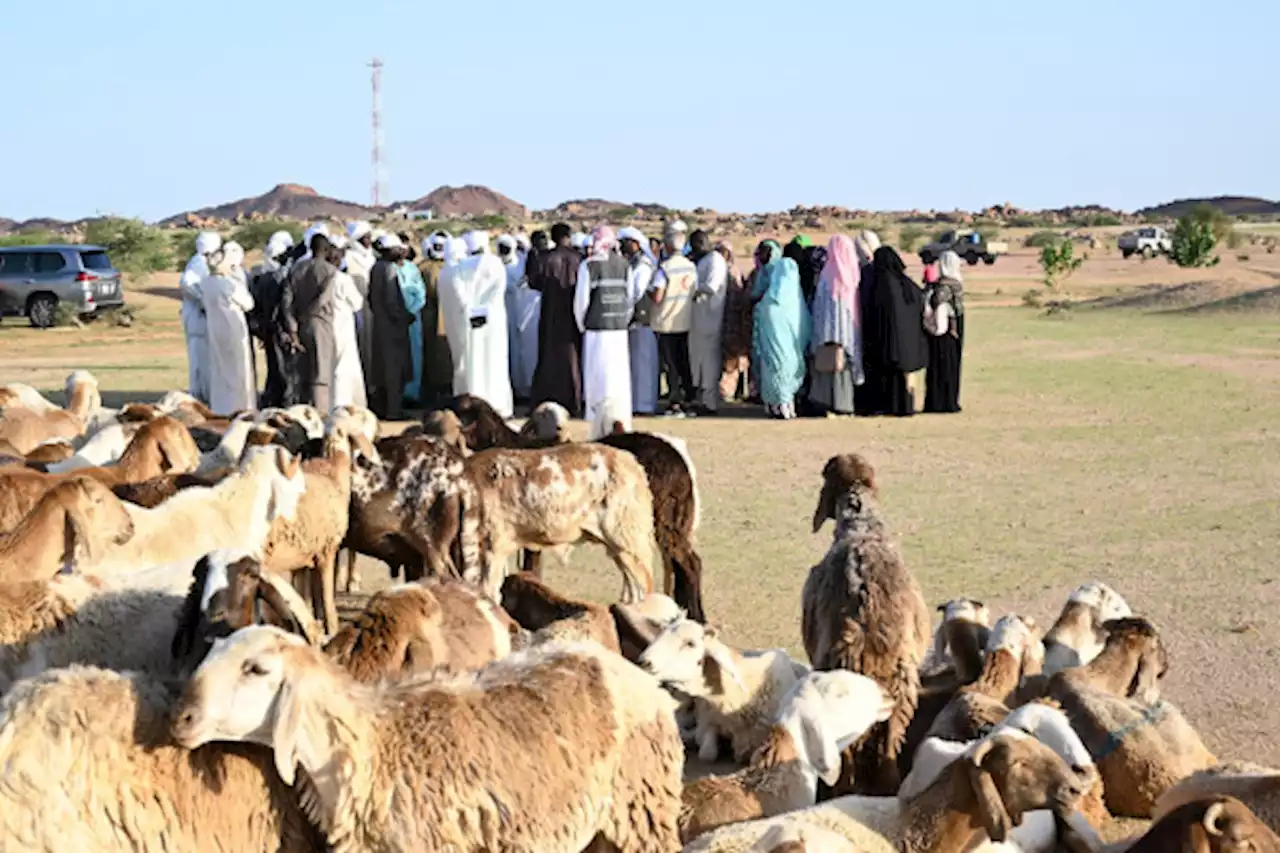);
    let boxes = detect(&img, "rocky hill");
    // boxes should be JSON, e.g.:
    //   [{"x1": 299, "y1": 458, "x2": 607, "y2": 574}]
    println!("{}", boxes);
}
[
  {"x1": 158, "y1": 184, "x2": 379, "y2": 228},
  {"x1": 1138, "y1": 196, "x2": 1280, "y2": 220},
  {"x1": 397, "y1": 185, "x2": 527, "y2": 219}
]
